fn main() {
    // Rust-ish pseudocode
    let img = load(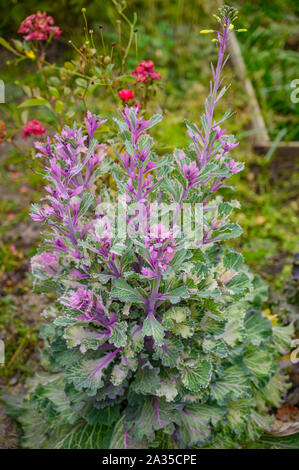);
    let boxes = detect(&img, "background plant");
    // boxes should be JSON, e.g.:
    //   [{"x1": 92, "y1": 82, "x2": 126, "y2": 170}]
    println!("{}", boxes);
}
[
  {"x1": 0, "y1": 1, "x2": 298, "y2": 449},
  {"x1": 235, "y1": 0, "x2": 299, "y2": 141},
  {"x1": 0, "y1": 3, "x2": 162, "y2": 150}
]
